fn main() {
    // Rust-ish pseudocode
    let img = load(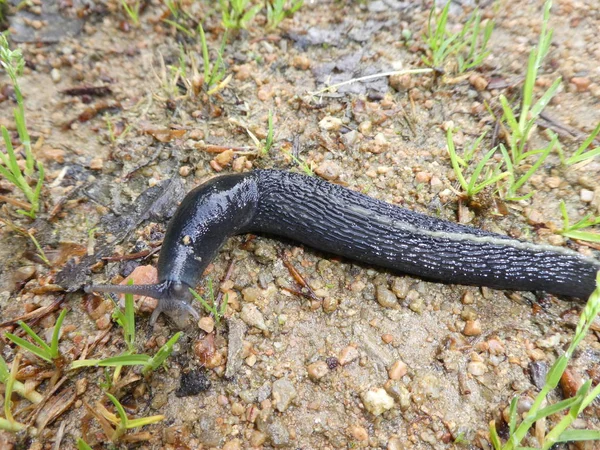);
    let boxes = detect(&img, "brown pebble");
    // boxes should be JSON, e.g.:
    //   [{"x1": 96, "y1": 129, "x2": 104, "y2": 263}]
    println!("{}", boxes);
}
[
  {"x1": 322, "y1": 296, "x2": 339, "y2": 313},
  {"x1": 463, "y1": 320, "x2": 482, "y2": 336},
  {"x1": 381, "y1": 333, "x2": 394, "y2": 344},
  {"x1": 461, "y1": 291, "x2": 474, "y2": 304},
  {"x1": 338, "y1": 345, "x2": 359, "y2": 365},
  {"x1": 415, "y1": 171, "x2": 432, "y2": 184},
  {"x1": 388, "y1": 360, "x2": 407, "y2": 380},
  {"x1": 307, "y1": 361, "x2": 329, "y2": 381},
  {"x1": 231, "y1": 402, "x2": 244, "y2": 416},
  {"x1": 560, "y1": 368, "x2": 583, "y2": 398},
  {"x1": 89, "y1": 157, "x2": 103, "y2": 170},
  {"x1": 469, "y1": 73, "x2": 488, "y2": 91},
  {"x1": 198, "y1": 316, "x2": 215, "y2": 334},
  {"x1": 249, "y1": 430, "x2": 267, "y2": 447},
  {"x1": 215, "y1": 149, "x2": 234, "y2": 166},
  {"x1": 545, "y1": 176, "x2": 561, "y2": 189},
  {"x1": 571, "y1": 77, "x2": 591, "y2": 92},
  {"x1": 292, "y1": 55, "x2": 311, "y2": 70},
  {"x1": 179, "y1": 165, "x2": 191, "y2": 177},
  {"x1": 315, "y1": 160, "x2": 341, "y2": 181},
  {"x1": 349, "y1": 425, "x2": 368, "y2": 441},
  {"x1": 222, "y1": 439, "x2": 241, "y2": 450}
]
